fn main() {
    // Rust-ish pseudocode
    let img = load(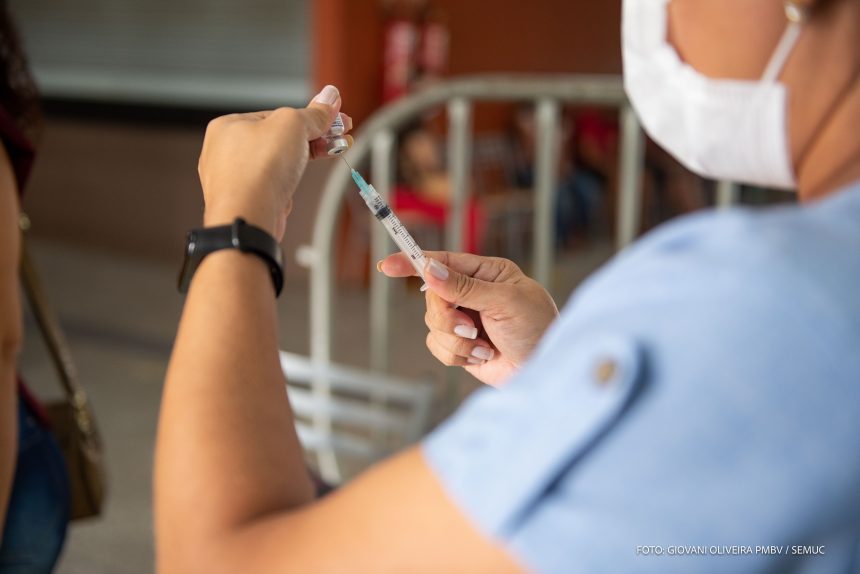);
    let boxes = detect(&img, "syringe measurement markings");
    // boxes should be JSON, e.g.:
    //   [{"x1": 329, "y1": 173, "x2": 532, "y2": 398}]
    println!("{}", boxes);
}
[{"x1": 343, "y1": 158, "x2": 429, "y2": 289}]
